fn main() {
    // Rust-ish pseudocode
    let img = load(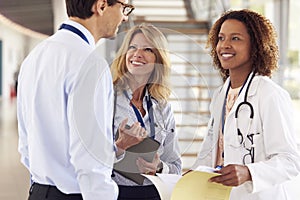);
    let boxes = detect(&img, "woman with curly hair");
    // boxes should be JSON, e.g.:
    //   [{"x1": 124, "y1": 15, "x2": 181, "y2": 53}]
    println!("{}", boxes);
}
[
  {"x1": 111, "y1": 23, "x2": 181, "y2": 200},
  {"x1": 192, "y1": 9, "x2": 300, "y2": 199}
]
